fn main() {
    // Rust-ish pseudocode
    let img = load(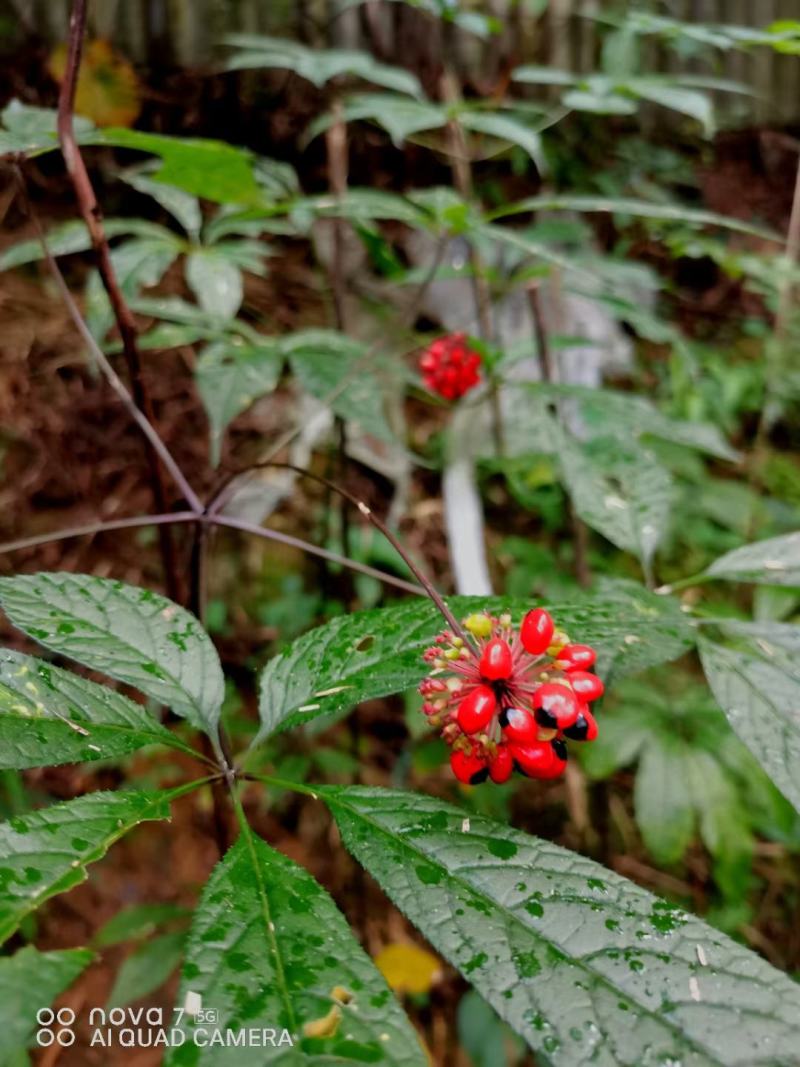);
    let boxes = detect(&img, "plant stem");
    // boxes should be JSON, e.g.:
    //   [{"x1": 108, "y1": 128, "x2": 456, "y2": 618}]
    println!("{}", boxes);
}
[
  {"x1": 0, "y1": 511, "x2": 198, "y2": 556},
  {"x1": 56, "y1": 0, "x2": 180, "y2": 600}
]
